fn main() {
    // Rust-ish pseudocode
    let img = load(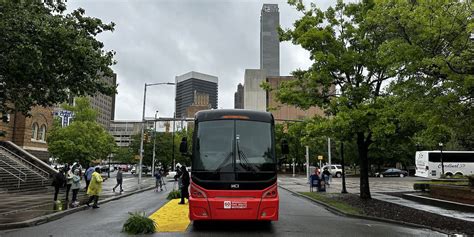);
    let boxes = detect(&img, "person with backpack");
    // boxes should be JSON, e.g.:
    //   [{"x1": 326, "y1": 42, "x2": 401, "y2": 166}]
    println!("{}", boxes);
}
[
  {"x1": 154, "y1": 168, "x2": 163, "y2": 192},
  {"x1": 52, "y1": 168, "x2": 65, "y2": 202},
  {"x1": 70, "y1": 169, "x2": 81, "y2": 207},
  {"x1": 84, "y1": 165, "x2": 95, "y2": 191}
]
